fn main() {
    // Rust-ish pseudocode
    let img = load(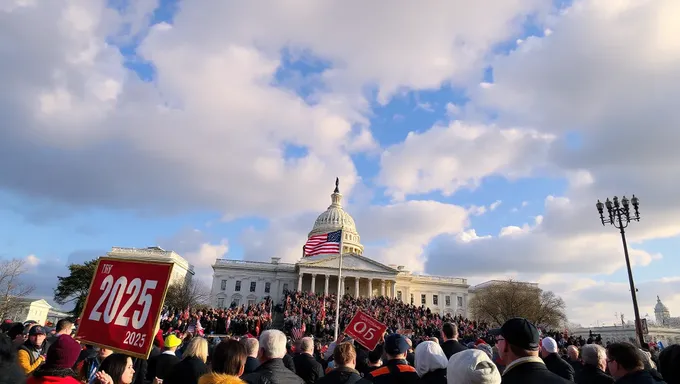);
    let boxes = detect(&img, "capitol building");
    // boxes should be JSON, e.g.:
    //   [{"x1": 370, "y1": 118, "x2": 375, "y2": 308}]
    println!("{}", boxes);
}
[{"x1": 209, "y1": 180, "x2": 471, "y2": 316}]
